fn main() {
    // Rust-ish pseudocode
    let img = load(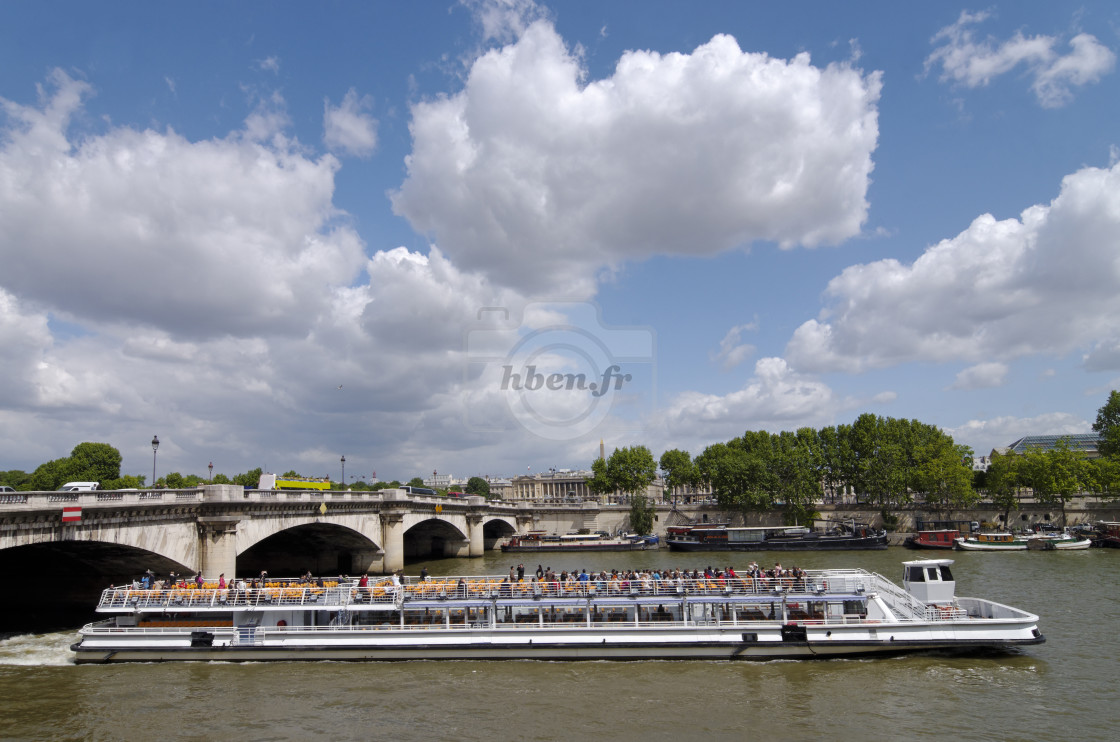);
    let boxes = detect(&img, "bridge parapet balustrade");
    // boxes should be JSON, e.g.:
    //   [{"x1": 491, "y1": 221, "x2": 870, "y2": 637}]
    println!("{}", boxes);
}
[{"x1": 0, "y1": 488, "x2": 206, "y2": 512}]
